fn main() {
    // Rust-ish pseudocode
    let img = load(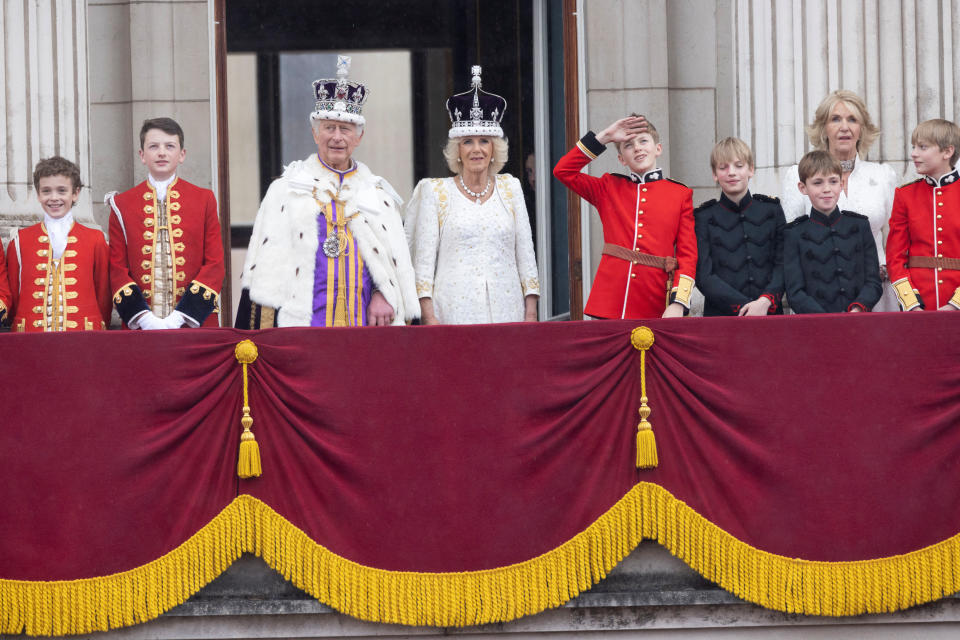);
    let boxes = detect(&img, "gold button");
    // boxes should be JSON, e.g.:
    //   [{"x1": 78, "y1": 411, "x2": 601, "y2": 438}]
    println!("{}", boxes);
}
[
  {"x1": 938, "y1": 227, "x2": 943, "y2": 231},
  {"x1": 938, "y1": 202, "x2": 943, "y2": 206},
  {"x1": 939, "y1": 279, "x2": 944, "y2": 284},
  {"x1": 631, "y1": 273, "x2": 636, "y2": 278},
  {"x1": 641, "y1": 198, "x2": 647, "y2": 202},
  {"x1": 938, "y1": 253, "x2": 944, "y2": 258},
  {"x1": 938, "y1": 266, "x2": 943, "y2": 271},
  {"x1": 638, "y1": 222, "x2": 644, "y2": 227},
  {"x1": 637, "y1": 234, "x2": 643, "y2": 238},
  {"x1": 638, "y1": 210, "x2": 644, "y2": 215},
  {"x1": 938, "y1": 240, "x2": 943, "y2": 244},
  {"x1": 642, "y1": 188, "x2": 648, "y2": 193},
  {"x1": 937, "y1": 191, "x2": 943, "y2": 196}
]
